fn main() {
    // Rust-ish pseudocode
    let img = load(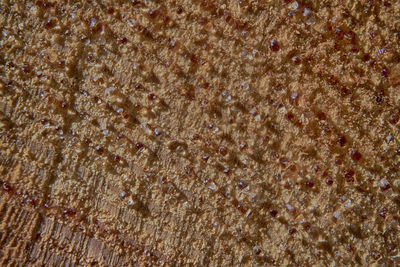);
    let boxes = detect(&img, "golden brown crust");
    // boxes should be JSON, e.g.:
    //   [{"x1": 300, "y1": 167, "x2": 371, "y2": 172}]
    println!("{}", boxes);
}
[{"x1": 0, "y1": 0, "x2": 399, "y2": 265}]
